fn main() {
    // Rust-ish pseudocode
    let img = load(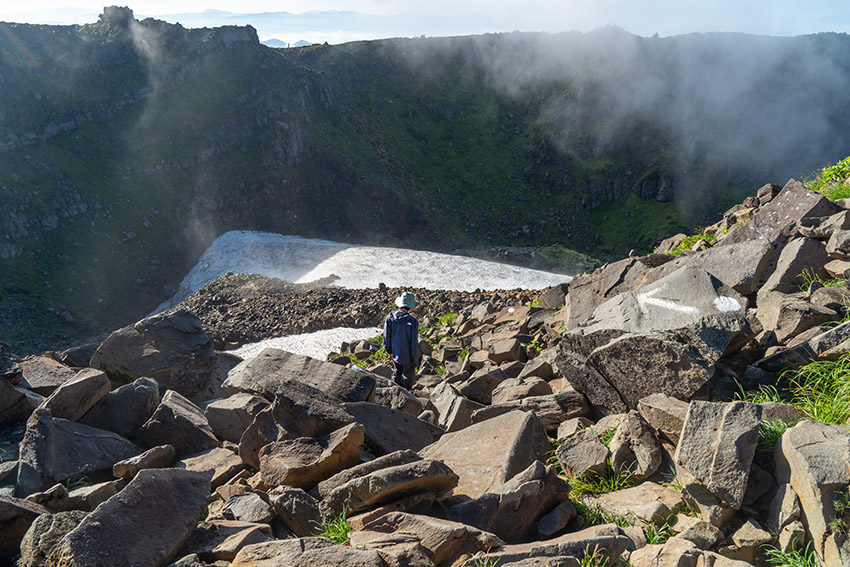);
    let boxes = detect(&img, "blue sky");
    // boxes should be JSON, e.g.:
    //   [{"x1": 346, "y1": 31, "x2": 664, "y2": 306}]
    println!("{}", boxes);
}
[{"x1": 2, "y1": 1, "x2": 849, "y2": 43}]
